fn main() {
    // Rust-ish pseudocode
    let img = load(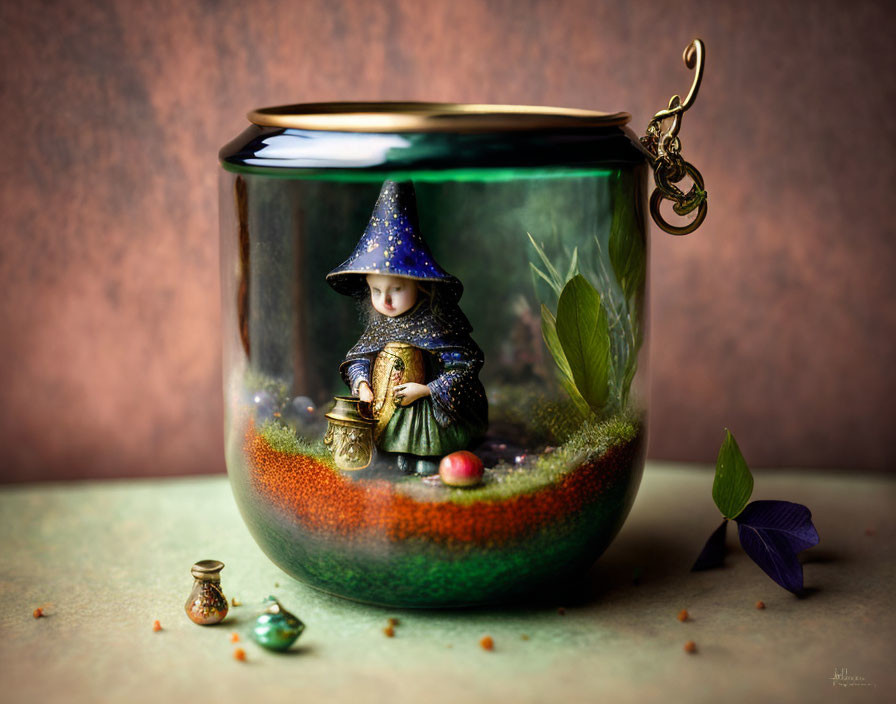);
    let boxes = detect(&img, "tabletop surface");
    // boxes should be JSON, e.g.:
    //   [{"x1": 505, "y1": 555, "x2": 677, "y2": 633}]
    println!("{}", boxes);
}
[{"x1": 0, "y1": 463, "x2": 892, "y2": 704}]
